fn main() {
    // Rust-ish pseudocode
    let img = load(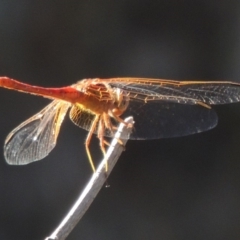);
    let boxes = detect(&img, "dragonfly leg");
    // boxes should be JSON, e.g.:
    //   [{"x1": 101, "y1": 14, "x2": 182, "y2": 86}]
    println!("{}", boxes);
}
[
  {"x1": 116, "y1": 138, "x2": 125, "y2": 150},
  {"x1": 103, "y1": 138, "x2": 125, "y2": 150},
  {"x1": 103, "y1": 140, "x2": 110, "y2": 147},
  {"x1": 109, "y1": 110, "x2": 133, "y2": 129},
  {"x1": 99, "y1": 136, "x2": 108, "y2": 172},
  {"x1": 103, "y1": 111, "x2": 127, "y2": 150},
  {"x1": 197, "y1": 101, "x2": 211, "y2": 109},
  {"x1": 85, "y1": 115, "x2": 100, "y2": 172},
  {"x1": 98, "y1": 116, "x2": 108, "y2": 171}
]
